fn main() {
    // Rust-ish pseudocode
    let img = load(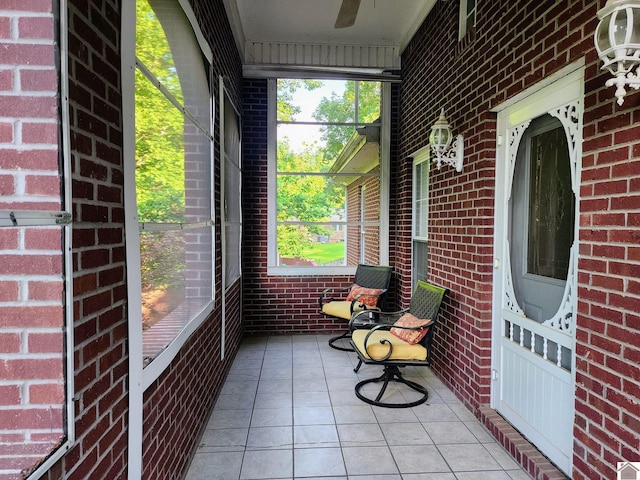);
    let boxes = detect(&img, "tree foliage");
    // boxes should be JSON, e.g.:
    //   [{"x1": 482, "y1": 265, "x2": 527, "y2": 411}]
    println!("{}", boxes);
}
[
  {"x1": 275, "y1": 80, "x2": 381, "y2": 261},
  {"x1": 314, "y1": 81, "x2": 381, "y2": 160},
  {"x1": 135, "y1": 0, "x2": 185, "y2": 223},
  {"x1": 277, "y1": 79, "x2": 322, "y2": 121},
  {"x1": 135, "y1": 0, "x2": 188, "y2": 293}
]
